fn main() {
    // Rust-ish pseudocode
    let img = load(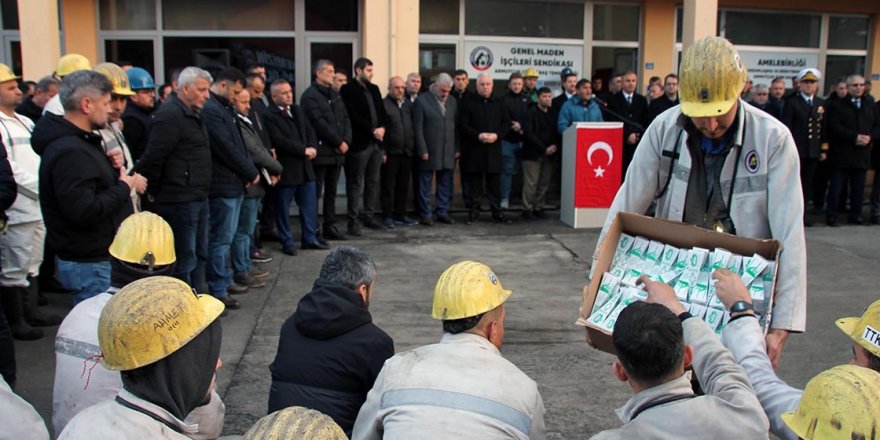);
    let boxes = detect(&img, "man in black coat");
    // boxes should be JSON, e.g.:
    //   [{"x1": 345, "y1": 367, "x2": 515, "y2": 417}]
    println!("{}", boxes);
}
[
  {"x1": 263, "y1": 79, "x2": 328, "y2": 256},
  {"x1": 134, "y1": 66, "x2": 213, "y2": 294},
  {"x1": 826, "y1": 74, "x2": 880, "y2": 226},
  {"x1": 458, "y1": 73, "x2": 511, "y2": 224},
  {"x1": 551, "y1": 68, "x2": 577, "y2": 115},
  {"x1": 646, "y1": 73, "x2": 679, "y2": 126},
  {"x1": 268, "y1": 246, "x2": 393, "y2": 436},
  {"x1": 606, "y1": 70, "x2": 648, "y2": 176},
  {"x1": 781, "y1": 68, "x2": 826, "y2": 226},
  {"x1": 16, "y1": 76, "x2": 58, "y2": 124},
  {"x1": 767, "y1": 77, "x2": 786, "y2": 120},
  {"x1": 201, "y1": 68, "x2": 258, "y2": 307},
  {"x1": 340, "y1": 58, "x2": 388, "y2": 235},
  {"x1": 120, "y1": 69, "x2": 156, "y2": 163},
  {"x1": 380, "y1": 76, "x2": 416, "y2": 228},
  {"x1": 521, "y1": 87, "x2": 559, "y2": 219},
  {"x1": 501, "y1": 72, "x2": 530, "y2": 208},
  {"x1": 33, "y1": 71, "x2": 142, "y2": 304},
  {"x1": 301, "y1": 59, "x2": 352, "y2": 241}
]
